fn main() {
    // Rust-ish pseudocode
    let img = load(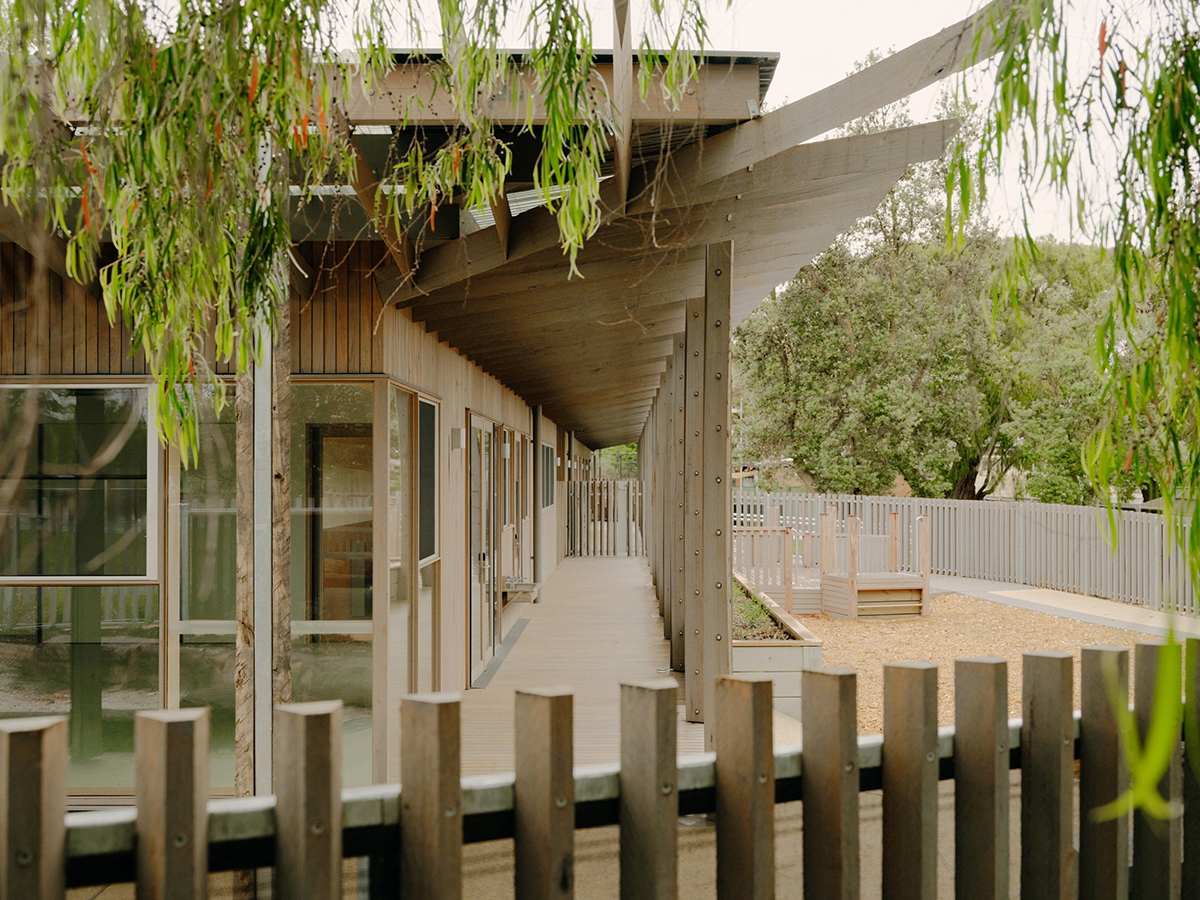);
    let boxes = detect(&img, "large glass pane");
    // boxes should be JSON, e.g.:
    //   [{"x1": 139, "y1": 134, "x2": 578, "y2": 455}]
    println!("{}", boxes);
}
[
  {"x1": 418, "y1": 400, "x2": 437, "y2": 562},
  {"x1": 178, "y1": 387, "x2": 237, "y2": 788},
  {"x1": 291, "y1": 385, "x2": 374, "y2": 623},
  {"x1": 289, "y1": 383, "x2": 374, "y2": 785},
  {"x1": 0, "y1": 584, "x2": 159, "y2": 788},
  {"x1": 416, "y1": 561, "x2": 437, "y2": 693},
  {"x1": 0, "y1": 387, "x2": 150, "y2": 578},
  {"x1": 180, "y1": 387, "x2": 236, "y2": 621},
  {"x1": 290, "y1": 635, "x2": 373, "y2": 786},
  {"x1": 387, "y1": 386, "x2": 412, "y2": 776}
]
